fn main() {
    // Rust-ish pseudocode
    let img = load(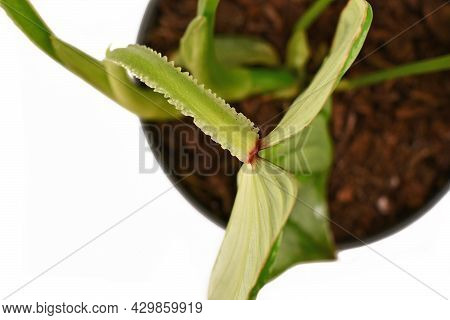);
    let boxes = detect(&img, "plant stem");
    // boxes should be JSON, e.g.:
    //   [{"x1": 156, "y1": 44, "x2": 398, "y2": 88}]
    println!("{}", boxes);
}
[
  {"x1": 294, "y1": 0, "x2": 335, "y2": 31},
  {"x1": 337, "y1": 54, "x2": 450, "y2": 91},
  {"x1": 287, "y1": 0, "x2": 334, "y2": 73}
]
